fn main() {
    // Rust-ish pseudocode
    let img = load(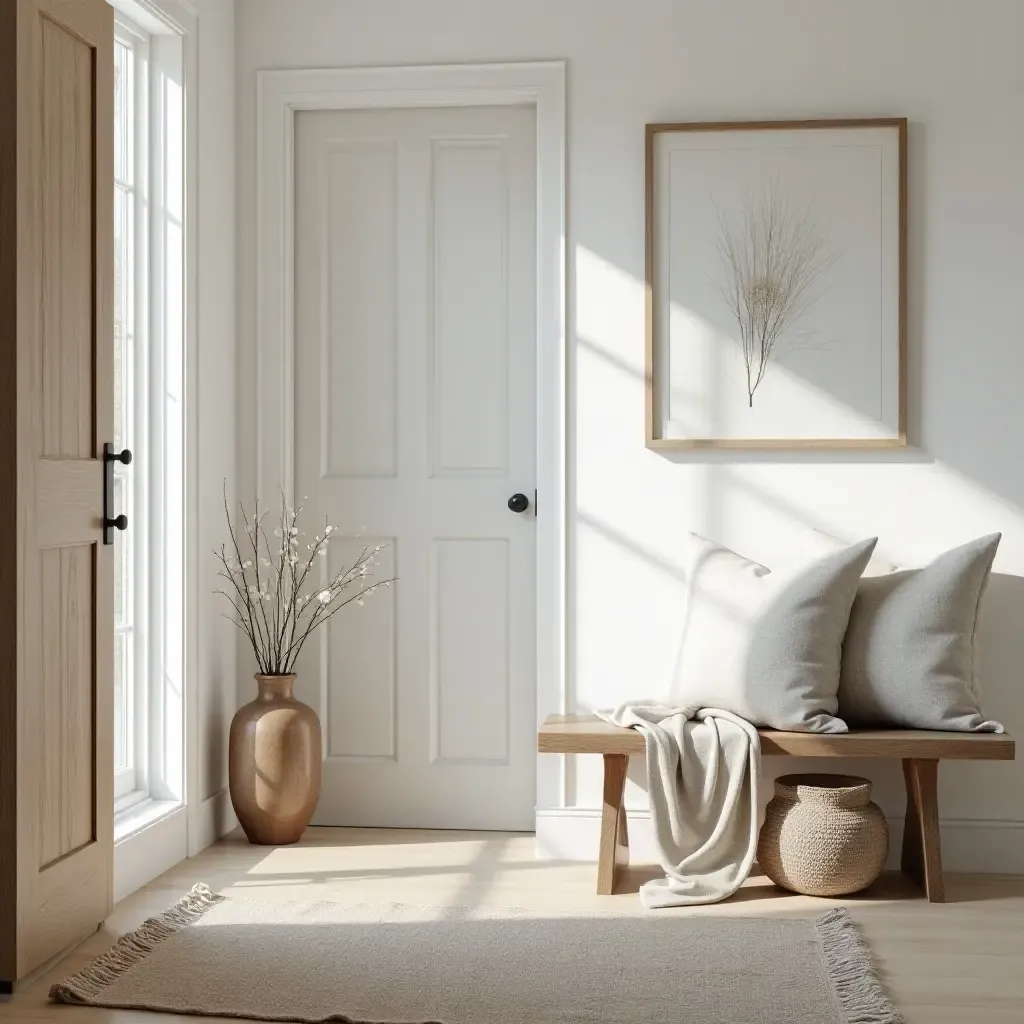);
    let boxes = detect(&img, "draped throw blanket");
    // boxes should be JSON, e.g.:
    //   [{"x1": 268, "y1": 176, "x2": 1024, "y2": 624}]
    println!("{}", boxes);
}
[{"x1": 596, "y1": 704, "x2": 762, "y2": 908}]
